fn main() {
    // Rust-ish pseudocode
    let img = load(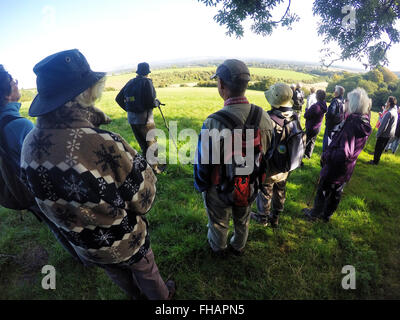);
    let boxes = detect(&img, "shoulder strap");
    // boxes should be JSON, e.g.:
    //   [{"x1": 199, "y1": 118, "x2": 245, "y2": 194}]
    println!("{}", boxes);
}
[
  {"x1": 208, "y1": 110, "x2": 243, "y2": 130},
  {"x1": 209, "y1": 104, "x2": 263, "y2": 130},
  {"x1": 268, "y1": 113, "x2": 285, "y2": 128},
  {"x1": 0, "y1": 115, "x2": 22, "y2": 149},
  {"x1": 245, "y1": 104, "x2": 262, "y2": 127}
]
